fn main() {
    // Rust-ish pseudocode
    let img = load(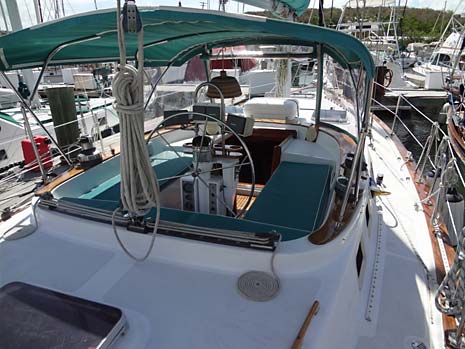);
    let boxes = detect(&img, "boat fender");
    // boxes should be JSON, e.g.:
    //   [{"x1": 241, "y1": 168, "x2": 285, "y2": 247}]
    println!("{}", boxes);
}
[
  {"x1": 426, "y1": 169, "x2": 441, "y2": 192},
  {"x1": 442, "y1": 187, "x2": 464, "y2": 247}
]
